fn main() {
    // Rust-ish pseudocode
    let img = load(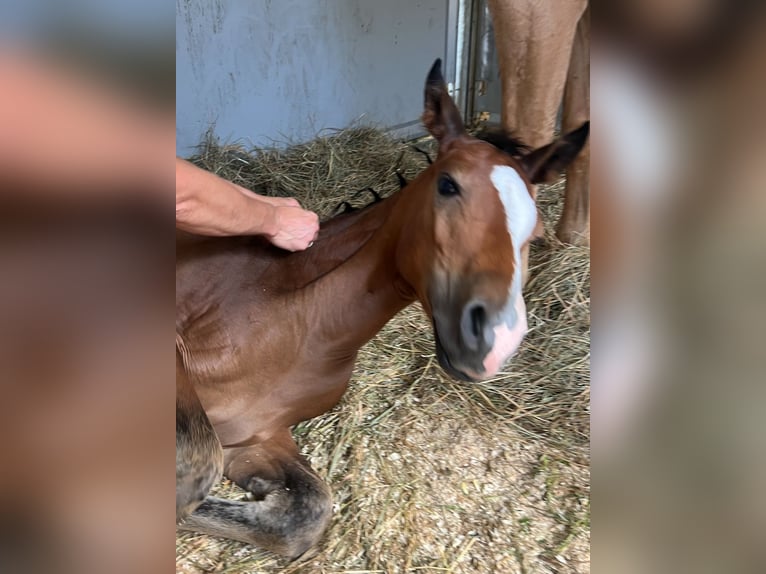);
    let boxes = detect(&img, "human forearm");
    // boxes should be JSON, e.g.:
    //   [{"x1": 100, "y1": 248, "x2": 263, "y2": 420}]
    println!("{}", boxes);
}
[{"x1": 175, "y1": 158, "x2": 278, "y2": 236}]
